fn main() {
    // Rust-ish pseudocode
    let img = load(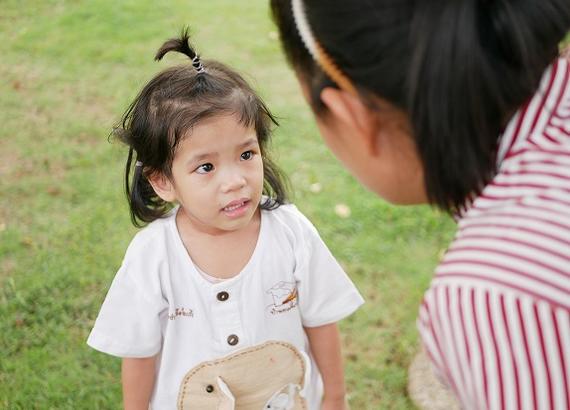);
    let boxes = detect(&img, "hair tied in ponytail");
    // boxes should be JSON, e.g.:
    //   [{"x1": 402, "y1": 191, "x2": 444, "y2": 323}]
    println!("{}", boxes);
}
[{"x1": 154, "y1": 26, "x2": 205, "y2": 75}]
